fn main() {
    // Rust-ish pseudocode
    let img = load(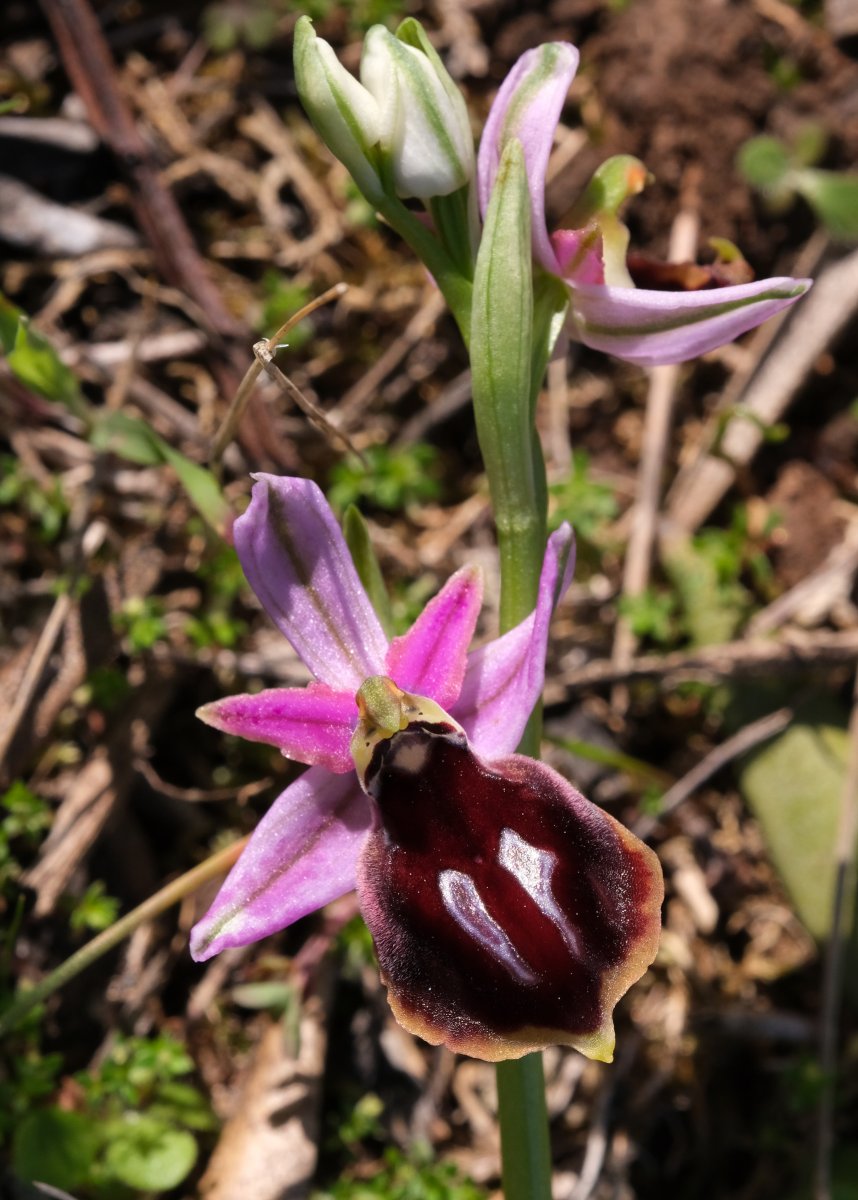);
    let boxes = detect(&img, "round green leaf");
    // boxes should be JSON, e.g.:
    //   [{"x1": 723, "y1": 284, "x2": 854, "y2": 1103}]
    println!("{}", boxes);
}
[
  {"x1": 12, "y1": 1108, "x2": 98, "y2": 1189},
  {"x1": 103, "y1": 1116, "x2": 198, "y2": 1192},
  {"x1": 795, "y1": 169, "x2": 858, "y2": 242},
  {"x1": 737, "y1": 136, "x2": 791, "y2": 191}
]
